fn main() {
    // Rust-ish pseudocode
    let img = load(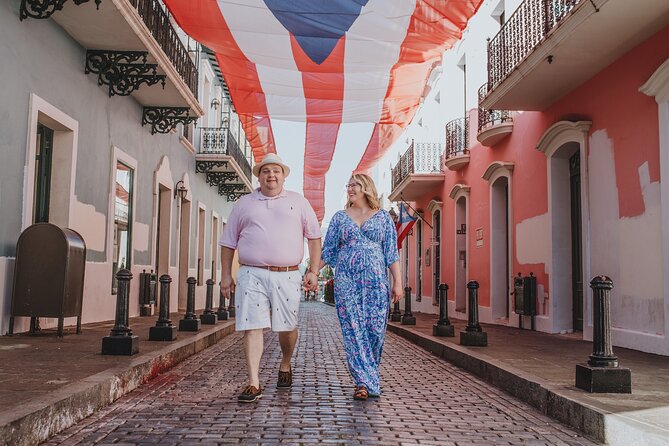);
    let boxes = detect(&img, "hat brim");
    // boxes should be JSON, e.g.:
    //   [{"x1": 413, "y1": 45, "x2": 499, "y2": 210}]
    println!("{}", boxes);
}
[{"x1": 252, "y1": 162, "x2": 290, "y2": 178}]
